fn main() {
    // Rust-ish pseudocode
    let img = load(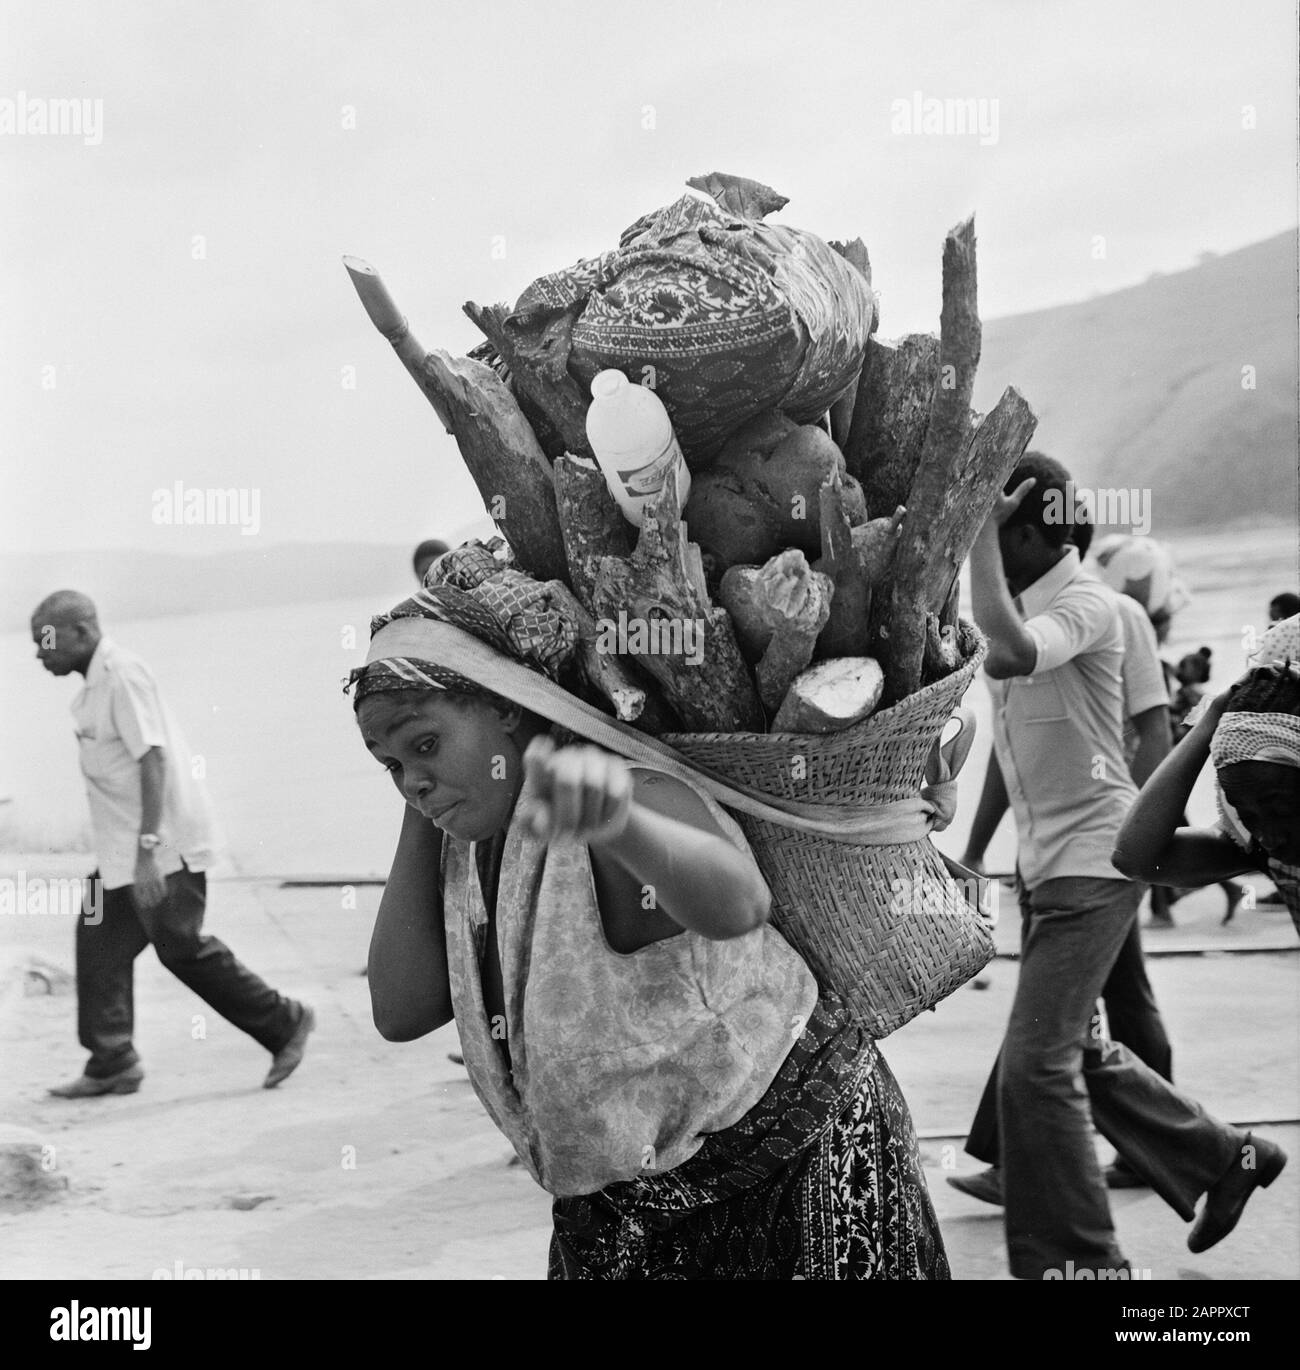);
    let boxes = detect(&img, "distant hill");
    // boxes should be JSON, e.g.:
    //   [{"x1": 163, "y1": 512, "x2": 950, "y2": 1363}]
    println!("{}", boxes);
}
[{"x1": 971, "y1": 230, "x2": 1299, "y2": 530}]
